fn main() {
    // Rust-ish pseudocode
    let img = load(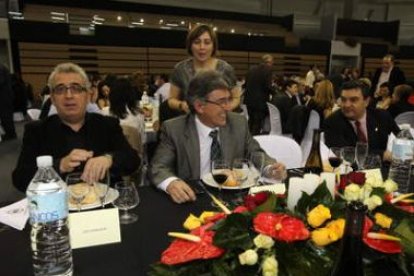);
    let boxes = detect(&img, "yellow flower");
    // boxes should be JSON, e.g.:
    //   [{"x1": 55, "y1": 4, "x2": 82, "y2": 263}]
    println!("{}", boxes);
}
[
  {"x1": 199, "y1": 211, "x2": 217, "y2": 223},
  {"x1": 374, "y1": 213, "x2": 392, "y2": 229},
  {"x1": 183, "y1": 213, "x2": 201, "y2": 230},
  {"x1": 383, "y1": 179, "x2": 398, "y2": 193},
  {"x1": 238, "y1": 249, "x2": 258, "y2": 266},
  {"x1": 326, "y1": 219, "x2": 345, "y2": 238},
  {"x1": 311, "y1": 228, "x2": 340, "y2": 246},
  {"x1": 307, "y1": 204, "x2": 331, "y2": 228}
]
